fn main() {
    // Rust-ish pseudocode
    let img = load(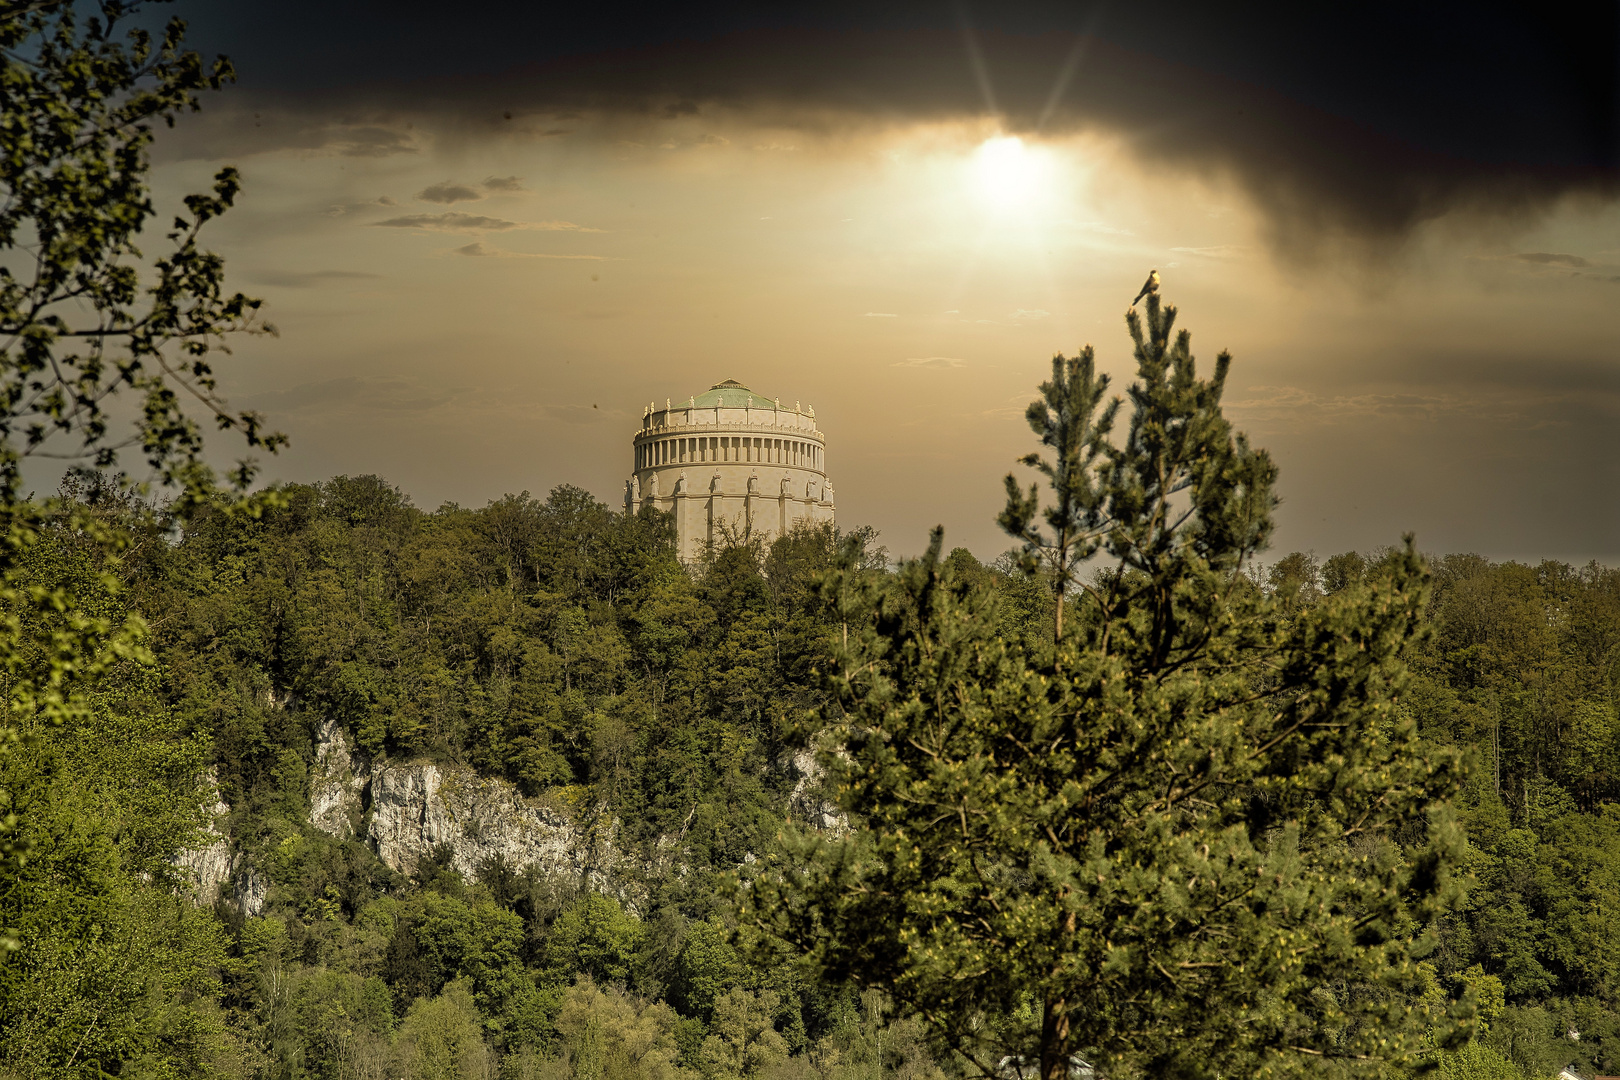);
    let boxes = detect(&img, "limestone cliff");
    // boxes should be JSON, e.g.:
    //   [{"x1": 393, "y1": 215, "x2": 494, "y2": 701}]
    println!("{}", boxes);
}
[
  {"x1": 784, "y1": 747, "x2": 843, "y2": 831},
  {"x1": 310, "y1": 718, "x2": 639, "y2": 907},
  {"x1": 174, "y1": 776, "x2": 267, "y2": 916}
]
